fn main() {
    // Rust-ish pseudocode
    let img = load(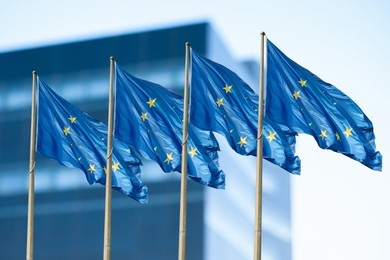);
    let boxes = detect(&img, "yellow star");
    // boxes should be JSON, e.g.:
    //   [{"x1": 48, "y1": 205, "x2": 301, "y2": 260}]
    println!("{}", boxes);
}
[
  {"x1": 266, "y1": 132, "x2": 277, "y2": 142},
  {"x1": 308, "y1": 122, "x2": 313, "y2": 128},
  {"x1": 164, "y1": 153, "x2": 173, "y2": 164},
  {"x1": 88, "y1": 164, "x2": 95, "y2": 174},
  {"x1": 216, "y1": 98, "x2": 224, "y2": 107},
  {"x1": 293, "y1": 90, "x2": 301, "y2": 100},
  {"x1": 113, "y1": 162, "x2": 120, "y2": 172},
  {"x1": 68, "y1": 116, "x2": 76, "y2": 123},
  {"x1": 237, "y1": 136, "x2": 247, "y2": 147},
  {"x1": 188, "y1": 147, "x2": 198, "y2": 157},
  {"x1": 63, "y1": 127, "x2": 70, "y2": 135},
  {"x1": 153, "y1": 147, "x2": 158, "y2": 153},
  {"x1": 223, "y1": 85, "x2": 233, "y2": 93},
  {"x1": 335, "y1": 132, "x2": 341, "y2": 141},
  {"x1": 298, "y1": 79, "x2": 307, "y2": 87},
  {"x1": 146, "y1": 98, "x2": 157, "y2": 108},
  {"x1": 343, "y1": 127, "x2": 353, "y2": 138},
  {"x1": 103, "y1": 166, "x2": 107, "y2": 174},
  {"x1": 229, "y1": 129, "x2": 233, "y2": 135},
  {"x1": 78, "y1": 157, "x2": 81, "y2": 162},
  {"x1": 319, "y1": 130, "x2": 327, "y2": 140},
  {"x1": 141, "y1": 112, "x2": 148, "y2": 121}
]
